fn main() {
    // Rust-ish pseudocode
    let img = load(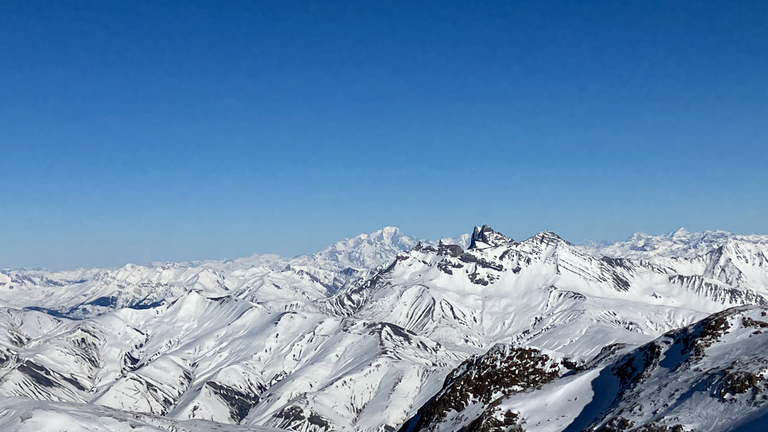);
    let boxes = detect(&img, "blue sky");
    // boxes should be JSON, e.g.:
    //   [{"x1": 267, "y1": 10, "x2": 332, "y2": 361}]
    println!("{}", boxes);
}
[{"x1": 1, "y1": 0, "x2": 766, "y2": 269}]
